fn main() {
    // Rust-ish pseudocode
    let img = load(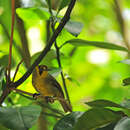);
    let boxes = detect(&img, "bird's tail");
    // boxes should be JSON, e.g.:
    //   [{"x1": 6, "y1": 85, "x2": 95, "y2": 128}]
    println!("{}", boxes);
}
[{"x1": 59, "y1": 100, "x2": 72, "y2": 113}]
